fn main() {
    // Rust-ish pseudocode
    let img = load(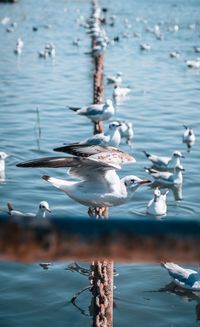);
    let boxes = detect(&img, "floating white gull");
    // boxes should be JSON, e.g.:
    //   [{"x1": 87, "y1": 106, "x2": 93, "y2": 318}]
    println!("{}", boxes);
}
[
  {"x1": 111, "y1": 120, "x2": 134, "y2": 147},
  {"x1": 194, "y1": 46, "x2": 200, "y2": 53},
  {"x1": 146, "y1": 188, "x2": 168, "y2": 216},
  {"x1": 183, "y1": 125, "x2": 195, "y2": 150},
  {"x1": 0, "y1": 152, "x2": 9, "y2": 182},
  {"x1": 161, "y1": 263, "x2": 200, "y2": 291},
  {"x1": 113, "y1": 84, "x2": 131, "y2": 98},
  {"x1": 68, "y1": 99, "x2": 115, "y2": 123},
  {"x1": 143, "y1": 150, "x2": 184, "y2": 170},
  {"x1": 45, "y1": 43, "x2": 56, "y2": 58},
  {"x1": 0, "y1": 152, "x2": 9, "y2": 173},
  {"x1": 17, "y1": 145, "x2": 151, "y2": 217},
  {"x1": 186, "y1": 58, "x2": 200, "y2": 69},
  {"x1": 169, "y1": 51, "x2": 180, "y2": 59},
  {"x1": 16, "y1": 38, "x2": 24, "y2": 49},
  {"x1": 14, "y1": 38, "x2": 24, "y2": 55},
  {"x1": 106, "y1": 73, "x2": 122, "y2": 85},
  {"x1": 7, "y1": 201, "x2": 51, "y2": 219},
  {"x1": 61, "y1": 121, "x2": 121, "y2": 148},
  {"x1": 168, "y1": 25, "x2": 179, "y2": 32},
  {"x1": 145, "y1": 165, "x2": 184, "y2": 186},
  {"x1": 38, "y1": 50, "x2": 48, "y2": 59},
  {"x1": 140, "y1": 43, "x2": 151, "y2": 51},
  {"x1": 73, "y1": 38, "x2": 81, "y2": 46}
]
